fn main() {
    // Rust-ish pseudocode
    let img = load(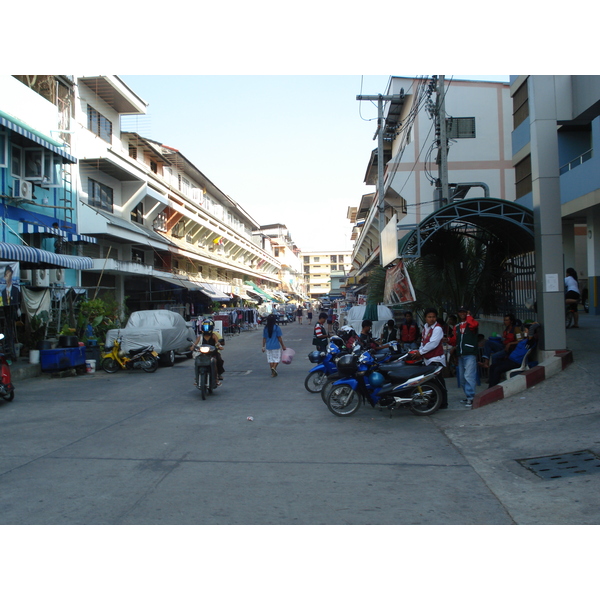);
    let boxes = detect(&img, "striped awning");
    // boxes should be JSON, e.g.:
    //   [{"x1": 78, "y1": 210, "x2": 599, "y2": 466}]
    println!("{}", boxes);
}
[
  {"x1": 197, "y1": 283, "x2": 230, "y2": 302},
  {"x1": 0, "y1": 114, "x2": 77, "y2": 164},
  {"x1": 0, "y1": 242, "x2": 93, "y2": 269},
  {"x1": 19, "y1": 223, "x2": 97, "y2": 244}
]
